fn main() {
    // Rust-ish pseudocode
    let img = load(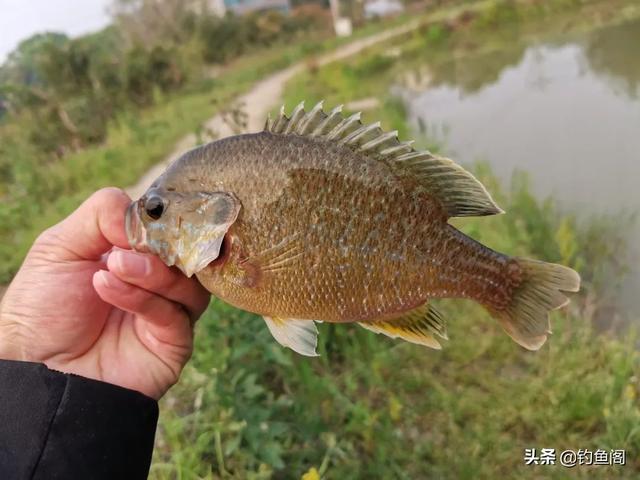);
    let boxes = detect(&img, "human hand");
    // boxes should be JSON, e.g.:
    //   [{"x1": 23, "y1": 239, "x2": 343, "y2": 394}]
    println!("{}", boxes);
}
[{"x1": 0, "y1": 188, "x2": 210, "y2": 399}]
